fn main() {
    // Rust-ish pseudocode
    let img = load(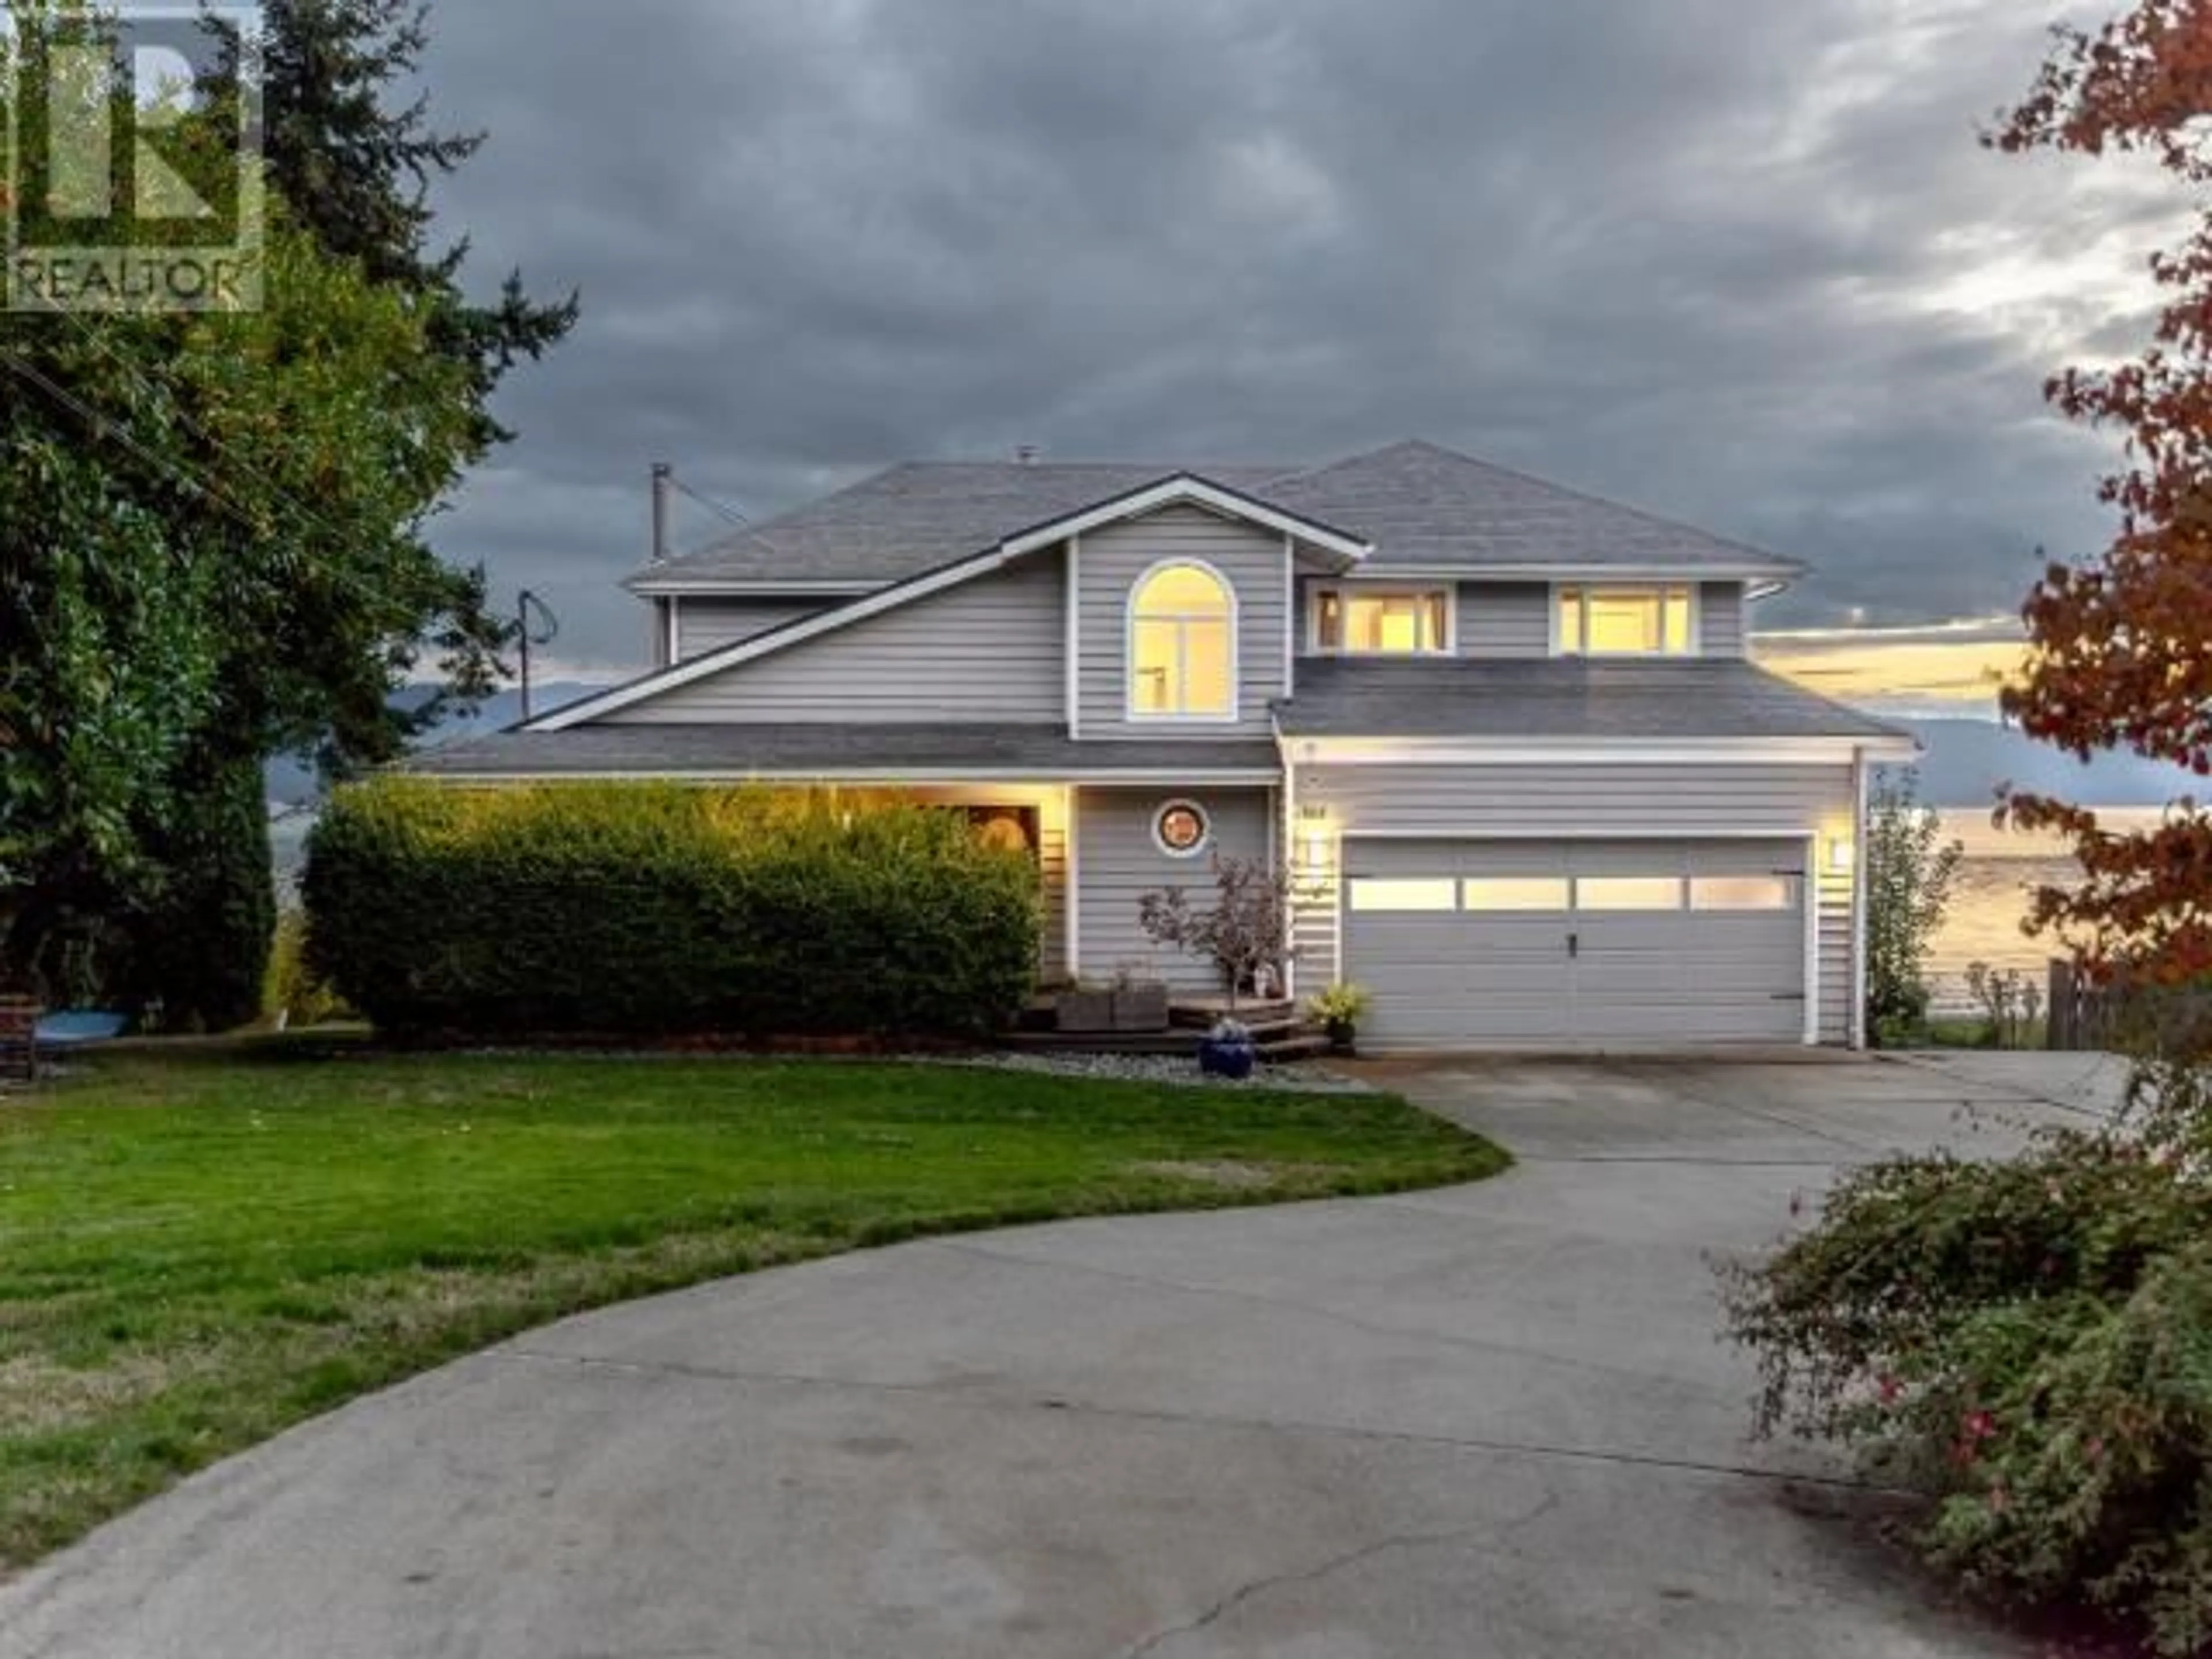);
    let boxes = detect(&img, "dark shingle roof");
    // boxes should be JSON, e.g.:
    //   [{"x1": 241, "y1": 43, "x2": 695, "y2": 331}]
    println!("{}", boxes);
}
[
  {"x1": 1275, "y1": 658, "x2": 1912, "y2": 743},
  {"x1": 403, "y1": 724, "x2": 1282, "y2": 779},
  {"x1": 638, "y1": 461, "x2": 1289, "y2": 586},
  {"x1": 1264, "y1": 441, "x2": 1803, "y2": 577},
  {"x1": 640, "y1": 441, "x2": 1803, "y2": 588}
]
